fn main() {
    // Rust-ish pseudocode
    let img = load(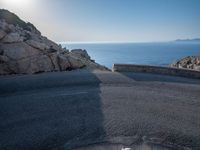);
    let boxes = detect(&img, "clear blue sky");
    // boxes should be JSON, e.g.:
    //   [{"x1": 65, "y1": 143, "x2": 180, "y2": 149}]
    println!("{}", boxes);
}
[{"x1": 1, "y1": 0, "x2": 200, "y2": 42}]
